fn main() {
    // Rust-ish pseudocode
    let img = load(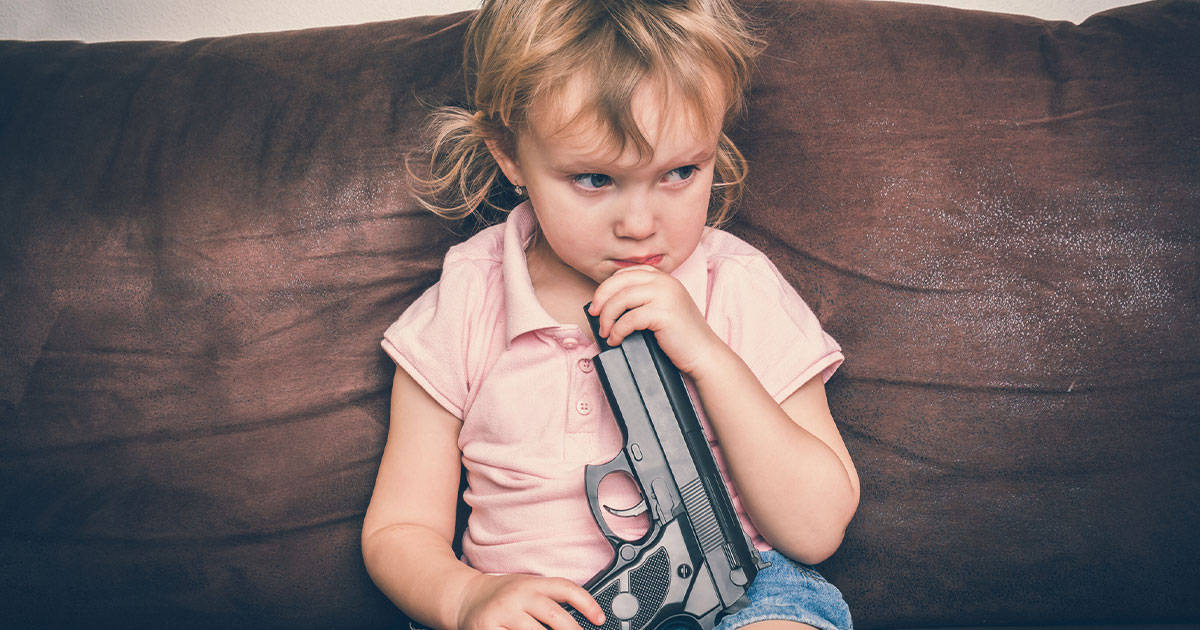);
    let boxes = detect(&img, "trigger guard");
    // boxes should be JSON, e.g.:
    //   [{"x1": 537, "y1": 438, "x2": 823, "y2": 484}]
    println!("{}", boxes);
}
[{"x1": 584, "y1": 451, "x2": 641, "y2": 544}]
